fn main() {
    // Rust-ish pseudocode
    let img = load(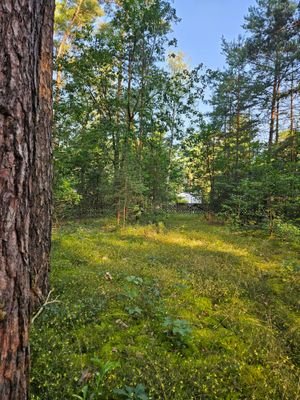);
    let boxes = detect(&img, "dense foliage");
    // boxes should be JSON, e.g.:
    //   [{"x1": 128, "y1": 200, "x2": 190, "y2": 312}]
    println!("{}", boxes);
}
[
  {"x1": 54, "y1": 0, "x2": 204, "y2": 221},
  {"x1": 183, "y1": 0, "x2": 300, "y2": 231},
  {"x1": 54, "y1": 0, "x2": 299, "y2": 232}
]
